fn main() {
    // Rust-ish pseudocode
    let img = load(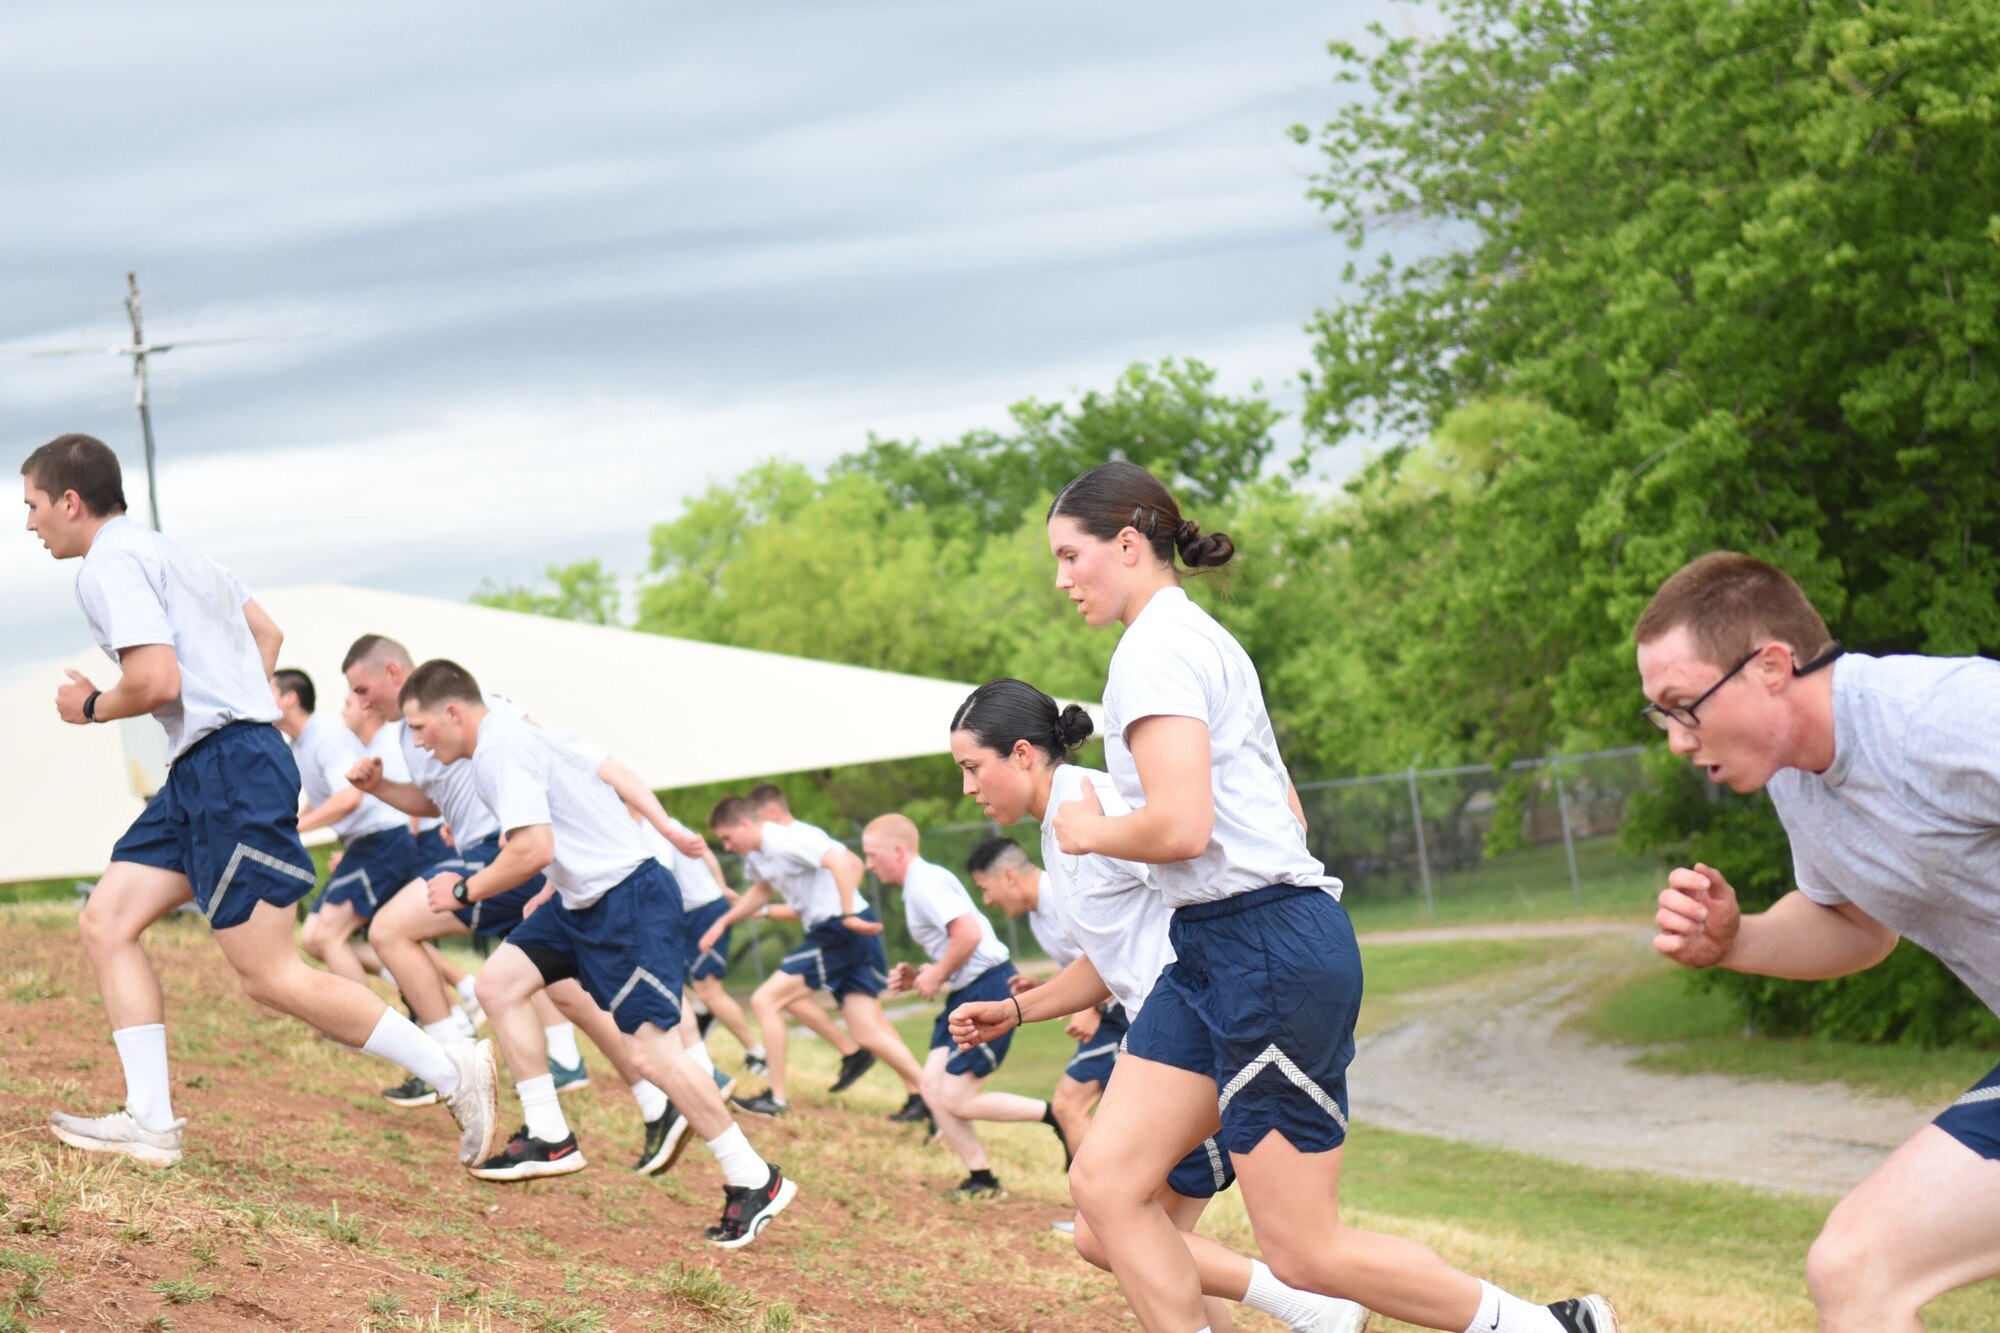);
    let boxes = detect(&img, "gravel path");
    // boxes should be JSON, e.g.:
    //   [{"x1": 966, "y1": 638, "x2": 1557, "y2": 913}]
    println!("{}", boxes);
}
[{"x1": 1348, "y1": 923, "x2": 1935, "y2": 1197}]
